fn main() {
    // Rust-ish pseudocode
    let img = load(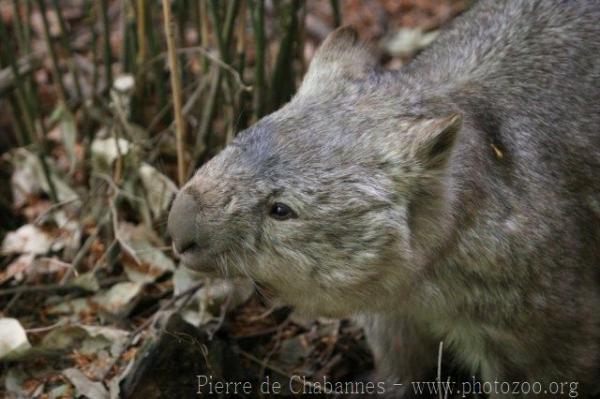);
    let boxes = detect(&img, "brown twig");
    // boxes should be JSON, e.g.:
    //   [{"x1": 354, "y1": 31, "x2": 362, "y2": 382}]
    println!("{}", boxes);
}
[
  {"x1": 248, "y1": 0, "x2": 266, "y2": 119},
  {"x1": 36, "y1": 0, "x2": 68, "y2": 104},
  {"x1": 0, "y1": 53, "x2": 43, "y2": 96},
  {"x1": 0, "y1": 276, "x2": 126, "y2": 297},
  {"x1": 101, "y1": 281, "x2": 204, "y2": 381},
  {"x1": 161, "y1": 0, "x2": 187, "y2": 187},
  {"x1": 142, "y1": 46, "x2": 250, "y2": 91},
  {"x1": 109, "y1": 199, "x2": 142, "y2": 265},
  {"x1": 136, "y1": 0, "x2": 148, "y2": 66},
  {"x1": 235, "y1": 347, "x2": 319, "y2": 392},
  {"x1": 99, "y1": 0, "x2": 113, "y2": 90}
]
